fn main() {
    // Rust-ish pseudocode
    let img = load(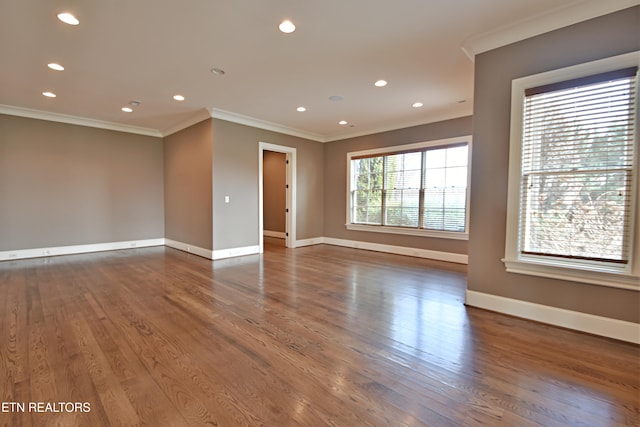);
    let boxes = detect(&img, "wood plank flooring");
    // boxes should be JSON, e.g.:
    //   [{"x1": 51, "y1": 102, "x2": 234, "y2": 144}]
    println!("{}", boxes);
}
[{"x1": 0, "y1": 240, "x2": 638, "y2": 426}]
